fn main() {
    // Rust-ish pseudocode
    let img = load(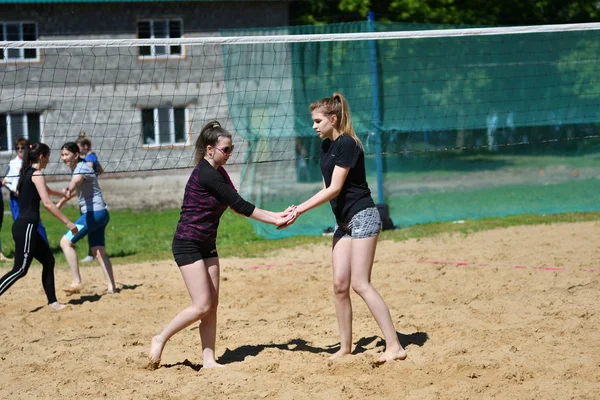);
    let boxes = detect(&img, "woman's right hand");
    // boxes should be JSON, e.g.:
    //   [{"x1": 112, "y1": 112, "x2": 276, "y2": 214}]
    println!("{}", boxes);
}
[{"x1": 66, "y1": 221, "x2": 78, "y2": 235}]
